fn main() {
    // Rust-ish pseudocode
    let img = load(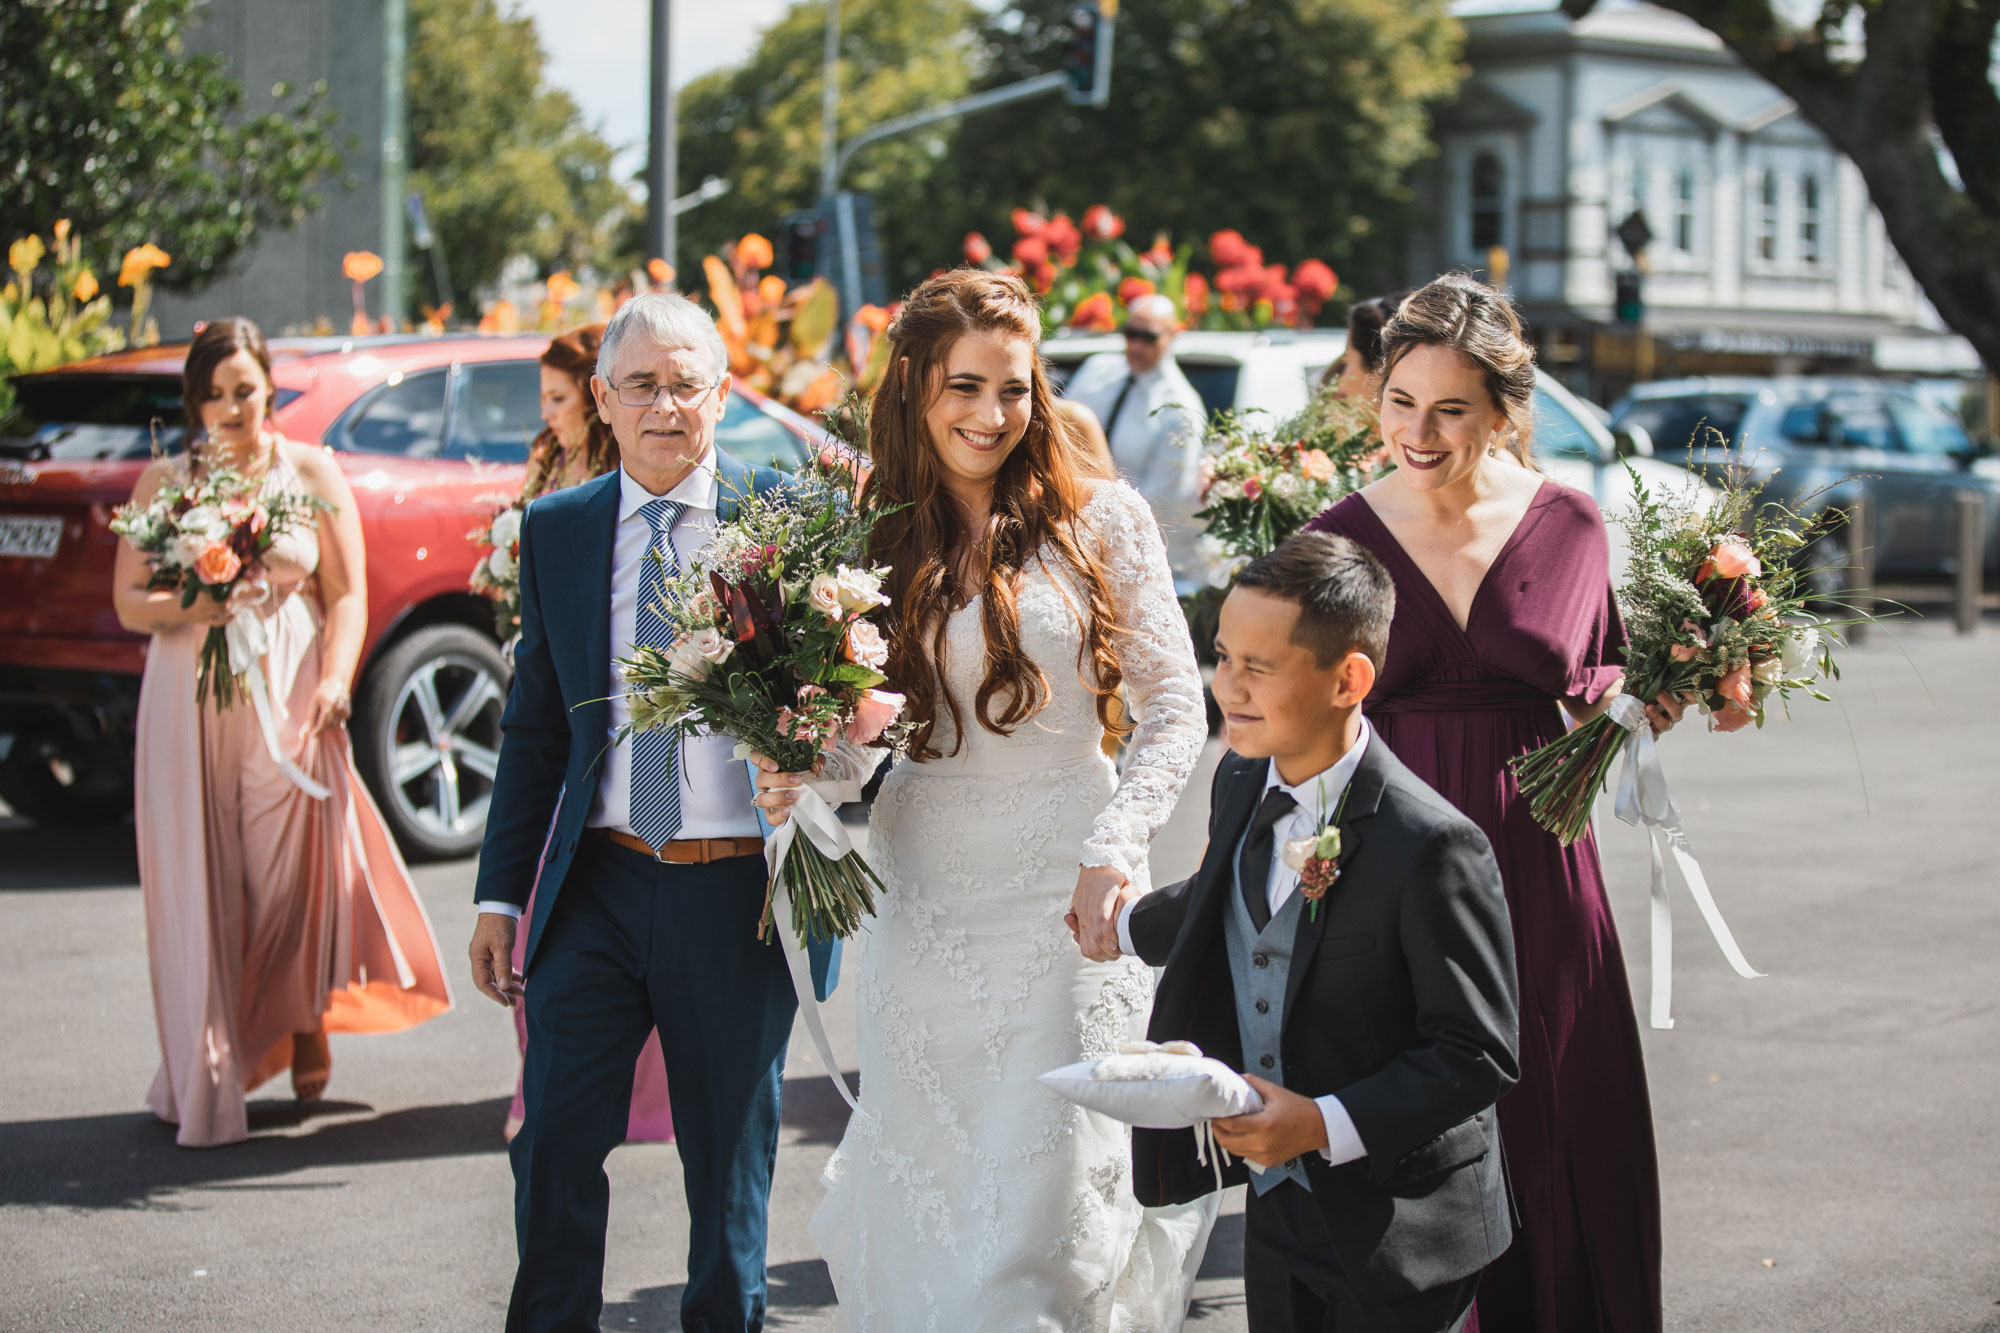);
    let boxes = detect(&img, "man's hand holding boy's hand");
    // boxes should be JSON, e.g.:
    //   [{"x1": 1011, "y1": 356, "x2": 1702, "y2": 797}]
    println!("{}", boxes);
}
[{"x1": 1213, "y1": 1074, "x2": 1329, "y2": 1168}]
